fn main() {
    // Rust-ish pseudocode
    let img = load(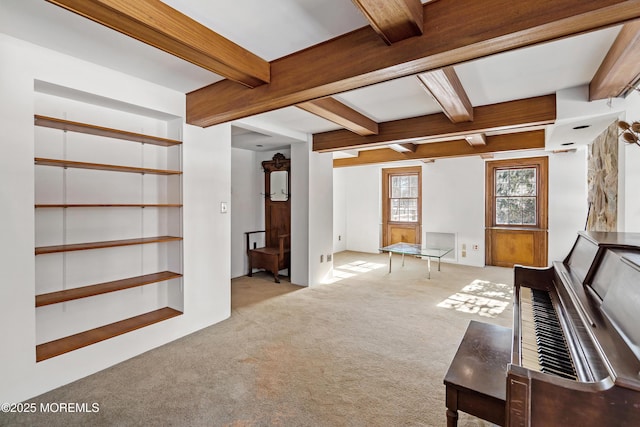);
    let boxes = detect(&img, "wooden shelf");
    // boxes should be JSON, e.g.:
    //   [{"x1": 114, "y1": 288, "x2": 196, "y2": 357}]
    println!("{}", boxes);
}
[
  {"x1": 35, "y1": 158, "x2": 182, "y2": 175},
  {"x1": 36, "y1": 307, "x2": 183, "y2": 362},
  {"x1": 35, "y1": 236, "x2": 182, "y2": 255},
  {"x1": 34, "y1": 115, "x2": 182, "y2": 146},
  {"x1": 36, "y1": 271, "x2": 182, "y2": 307},
  {"x1": 35, "y1": 204, "x2": 182, "y2": 208}
]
